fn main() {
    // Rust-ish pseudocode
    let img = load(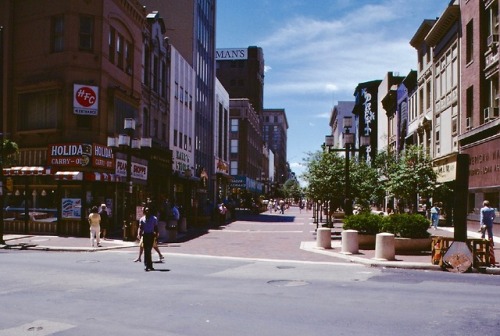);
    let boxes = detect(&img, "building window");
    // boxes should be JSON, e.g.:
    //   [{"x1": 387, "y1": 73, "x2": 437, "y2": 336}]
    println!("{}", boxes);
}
[
  {"x1": 466, "y1": 19, "x2": 473, "y2": 64},
  {"x1": 426, "y1": 81, "x2": 431, "y2": 110},
  {"x1": 18, "y1": 91, "x2": 59, "y2": 130},
  {"x1": 173, "y1": 130, "x2": 178, "y2": 146},
  {"x1": 230, "y1": 139, "x2": 238, "y2": 153},
  {"x1": 230, "y1": 161, "x2": 238, "y2": 175},
  {"x1": 125, "y1": 41, "x2": 132, "y2": 75},
  {"x1": 231, "y1": 119, "x2": 238, "y2": 132},
  {"x1": 79, "y1": 15, "x2": 94, "y2": 52},
  {"x1": 144, "y1": 45, "x2": 150, "y2": 85},
  {"x1": 116, "y1": 34, "x2": 124, "y2": 69},
  {"x1": 108, "y1": 27, "x2": 115, "y2": 63},
  {"x1": 179, "y1": 132, "x2": 183, "y2": 149},
  {"x1": 51, "y1": 15, "x2": 64, "y2": 53},
  {"x1": 153, "y1": 56, "x2": 159, "y2": 92}
]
